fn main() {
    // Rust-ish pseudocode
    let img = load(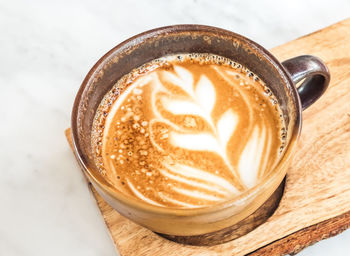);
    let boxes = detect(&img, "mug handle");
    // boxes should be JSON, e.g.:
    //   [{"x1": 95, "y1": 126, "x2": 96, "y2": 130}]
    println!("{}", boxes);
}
[{"x1": 281, "y1": 55, "x2": 330, "y2": 110}]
